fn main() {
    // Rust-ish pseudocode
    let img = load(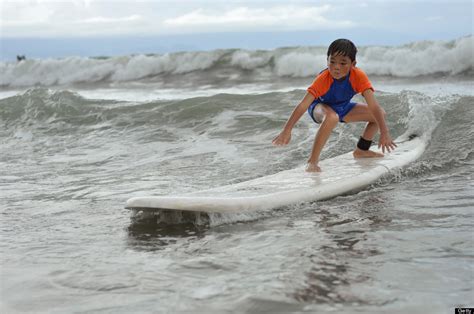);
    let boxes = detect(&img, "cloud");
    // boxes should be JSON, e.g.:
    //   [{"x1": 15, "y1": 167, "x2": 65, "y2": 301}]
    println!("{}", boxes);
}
[
  {"x1": 0, "y1": 2, "x2": 356, "y2": 37},
  {"x1": 0, "y1": 0, "x2": 147, "y2": 37},
  {"x1": 78, "y1": 14, "x2": 143, "y2": 24},
  {"x1": 163, "y1": 5, "x2": 356, "y2": 31}
]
